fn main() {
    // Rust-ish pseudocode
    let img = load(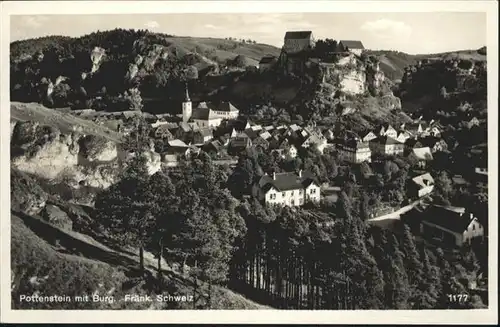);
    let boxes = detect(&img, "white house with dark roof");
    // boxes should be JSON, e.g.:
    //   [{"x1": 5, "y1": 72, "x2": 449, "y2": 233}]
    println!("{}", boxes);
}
[
  {"x1": 369, "y1": 135, "x2": 405, "y2": 156},
  {"x1": 283, "y1": 31, "x2": 315, "y2": 53},
  {"x1": 253, "y1": 170, "x2": 321, "y2": 207},
  {"x1": 336, "y1": 137, "x2": 372, "y2": 163},
  {"x1": 338, "y1": 40, "x2": 365, "y2": 56},
  {"x1": 300, "y1": 126, "x2": 328, "y2": 154},
  {"x1": 420, "y1": 205, "x2": 484, "y2": 247}
]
